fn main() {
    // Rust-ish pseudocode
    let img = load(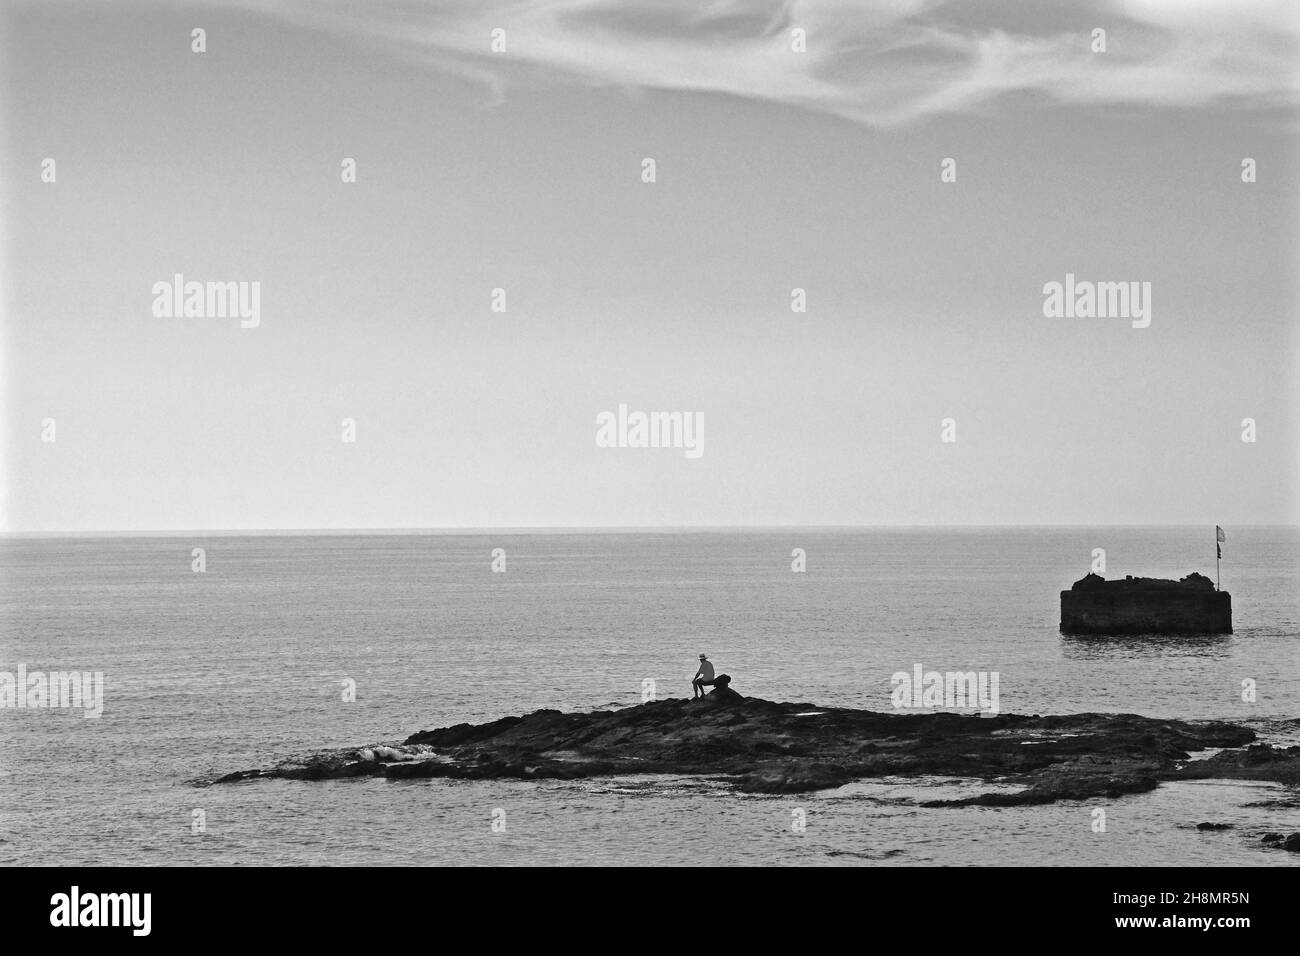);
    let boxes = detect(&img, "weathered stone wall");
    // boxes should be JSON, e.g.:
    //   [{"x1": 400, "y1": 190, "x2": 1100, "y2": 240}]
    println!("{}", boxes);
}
[{"x1": 1060, "y1": 588, "x2": 1232, "y2": 635}]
